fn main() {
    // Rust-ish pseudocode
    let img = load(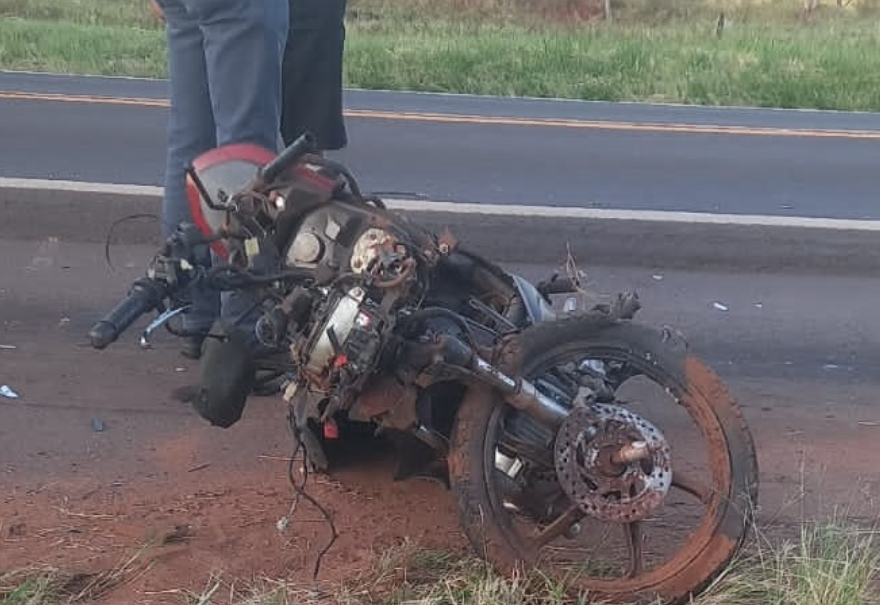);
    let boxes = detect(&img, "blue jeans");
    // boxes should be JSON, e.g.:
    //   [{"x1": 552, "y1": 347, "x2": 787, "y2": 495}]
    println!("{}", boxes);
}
[{"x1": 156, "y1": 0, "x2": 289, "y2": 333}]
